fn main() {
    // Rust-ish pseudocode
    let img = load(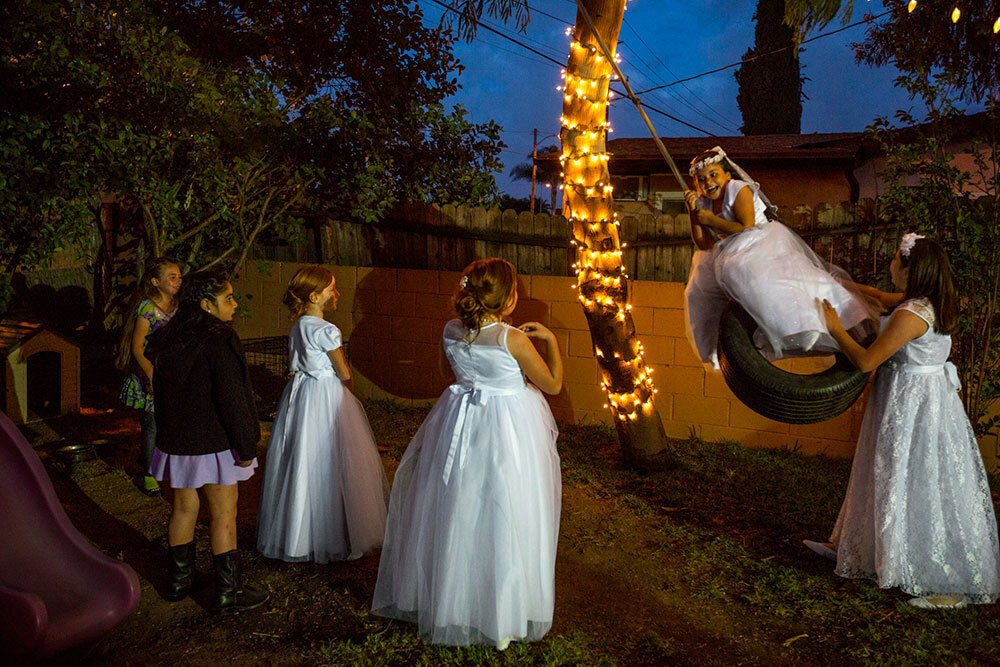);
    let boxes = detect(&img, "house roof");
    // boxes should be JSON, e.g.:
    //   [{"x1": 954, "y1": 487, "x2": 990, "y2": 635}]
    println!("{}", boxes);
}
[
  {"x1": 0, "y1": 318, "x2": 78, "y2": 355},
  {"x1": 533, "y1": 132, "x2": 866, "y2": 174},
  {"x1": 534, "y1": 112, "x2": 994, "y2": 173},
  {"x1": 602, "y1": 132, "x2": 865, "y2": 163}
]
